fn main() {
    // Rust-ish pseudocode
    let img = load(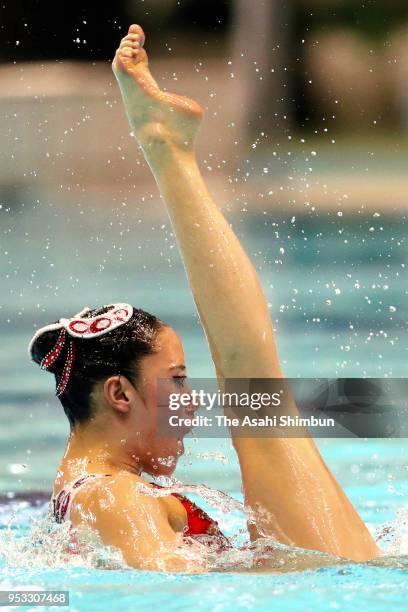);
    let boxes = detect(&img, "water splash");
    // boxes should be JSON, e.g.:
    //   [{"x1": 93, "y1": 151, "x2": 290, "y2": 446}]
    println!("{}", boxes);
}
[
  {"x1": 0, "y1": 502, "x2": 126, "y2": 570},
  {"x1": 1, "y1": 494, "x2": 408, "y2": 574},
  {"x1": 375, "y1": 505, "x2": 408, "y2": 556},
  {"x1": 143, "y1": 477, "x2": 244, "y2": 514}
]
